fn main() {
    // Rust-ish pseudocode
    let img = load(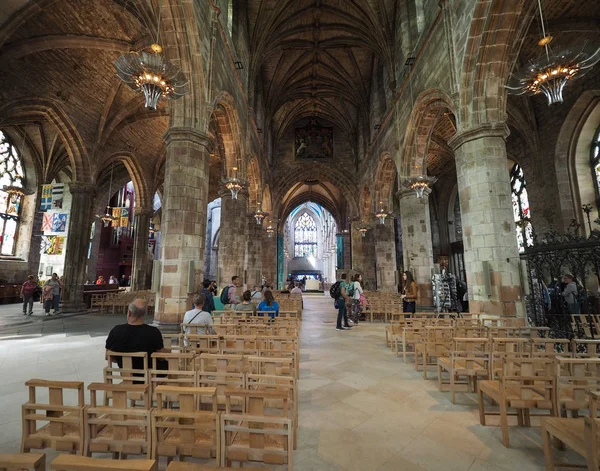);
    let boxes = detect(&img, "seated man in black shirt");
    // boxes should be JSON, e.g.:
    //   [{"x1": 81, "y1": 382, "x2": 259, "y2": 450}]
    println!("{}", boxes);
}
[{"x1": 105, "y1": 298, "x2": 165, "y2": 370}]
